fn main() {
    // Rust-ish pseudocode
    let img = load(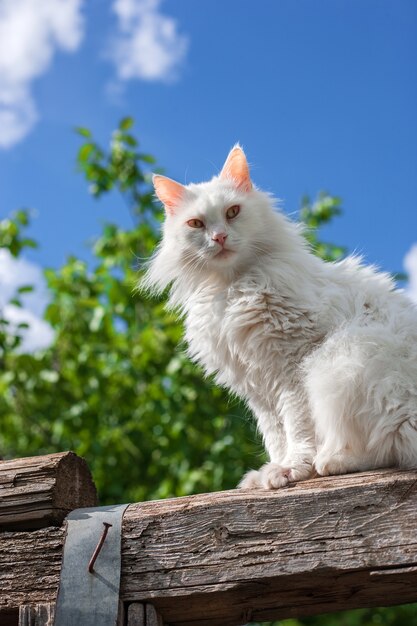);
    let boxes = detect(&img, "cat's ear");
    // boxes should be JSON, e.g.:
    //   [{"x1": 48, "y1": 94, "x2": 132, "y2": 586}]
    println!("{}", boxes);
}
[
  {"x1": 153, "y1": 174, "x2": 185, "y2": 214},
  {"x1": 220, "y1": 145, "x2": 252, "y2": 192}
]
